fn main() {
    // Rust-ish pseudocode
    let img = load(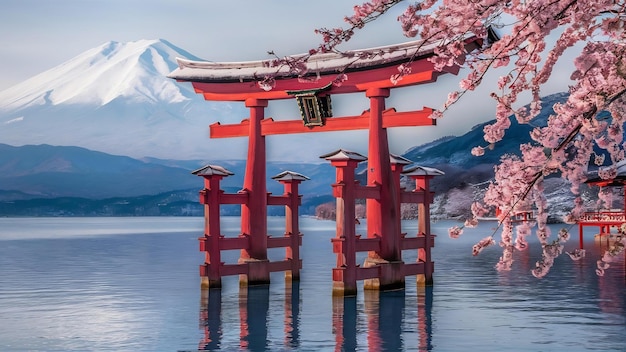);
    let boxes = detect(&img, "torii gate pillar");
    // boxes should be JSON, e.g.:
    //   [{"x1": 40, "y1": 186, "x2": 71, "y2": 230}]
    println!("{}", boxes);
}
[
  {"x1": 364, "y1": 88, "x2": 403, "y2": 291},
  {"x1": 239, "y1": 98, "x2": 270, "y2": 286}
]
